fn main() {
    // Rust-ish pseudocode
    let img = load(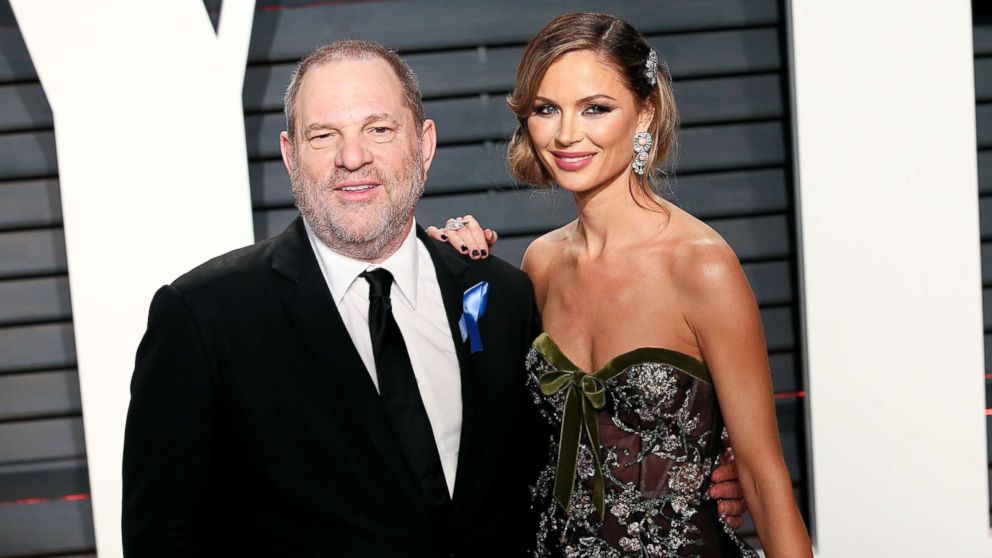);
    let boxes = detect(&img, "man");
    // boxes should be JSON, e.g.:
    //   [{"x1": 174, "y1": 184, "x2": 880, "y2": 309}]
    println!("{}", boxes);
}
[{"x1": 122, "y1": 40, "x2": 744, "y2": 556}]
